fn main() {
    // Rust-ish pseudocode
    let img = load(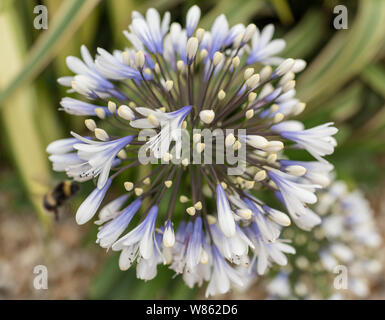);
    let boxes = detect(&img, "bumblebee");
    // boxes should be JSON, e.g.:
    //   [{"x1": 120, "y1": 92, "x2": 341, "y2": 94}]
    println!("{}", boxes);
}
[{"x1": 43, "y1": 181, "x2": 80, "y2": 220}]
